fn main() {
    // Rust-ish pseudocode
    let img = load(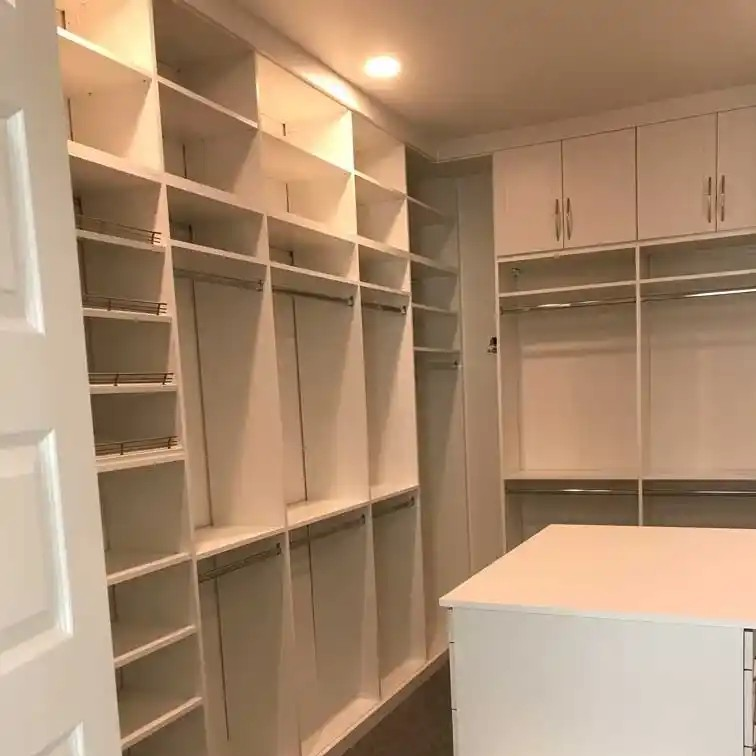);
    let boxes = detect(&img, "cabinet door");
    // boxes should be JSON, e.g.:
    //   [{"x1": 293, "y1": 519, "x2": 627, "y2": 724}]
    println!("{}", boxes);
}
[
  {"x1": 493, "y1": 141, "x2": 563, "y2": 256},
  {"x1": 717, "y1": 108, "x2": 756, "y2": 231},
  {"x1": 637, "y1": 115, "x2": 717, "y2": 239},
  {"x1": 562, "y1": 129, "x2": 637, "y2": 248}
]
